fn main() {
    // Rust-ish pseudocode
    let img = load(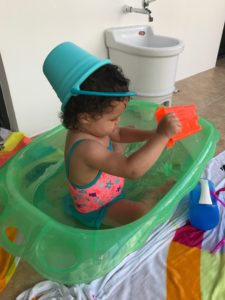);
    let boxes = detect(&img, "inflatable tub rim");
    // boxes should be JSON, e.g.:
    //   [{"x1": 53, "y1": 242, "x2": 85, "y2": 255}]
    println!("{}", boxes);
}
[{"x1": 1, "y1": 101, "x2": 220, "y2": 234}]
